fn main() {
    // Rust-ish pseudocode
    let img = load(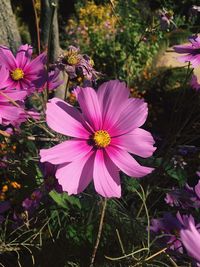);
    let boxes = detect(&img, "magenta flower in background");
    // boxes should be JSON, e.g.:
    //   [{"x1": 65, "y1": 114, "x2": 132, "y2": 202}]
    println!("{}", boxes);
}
[
  {"x1": 0, "y1": 44, "x2": 46, "y2": 93},
  {"x1": 150, "y1": 212, "x2": 196, "y2": 253},
  {"x1": 37, "y1": 69, "x2": 63, "y2": 93},
  {"x1": 40, "y1": 80, "x2": 156, "y2": 197},
  {"x1": 22, "y1": 189, "x2": 43, "y2": 213},
  {"x1": 180, "y1": 218, "x2": 200, "y2": 264},
  {"x1": 41, "y1": 162, "x2": 63, "y2": 193},
  {"x1": 165, "y1": 178, "x2": 200, "y2": 209},
  {"x1": 56, "y1": 46, "x2": 99, "y2": 81},
  {"x1": 173, "y1": 35, "x2": 200, "y2": 67},
  {"x1": 190, "y1": 74, "x2": 200, "y2": 91}
]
